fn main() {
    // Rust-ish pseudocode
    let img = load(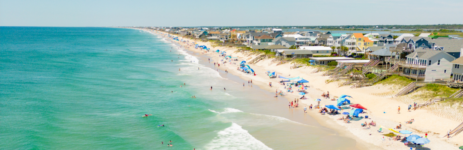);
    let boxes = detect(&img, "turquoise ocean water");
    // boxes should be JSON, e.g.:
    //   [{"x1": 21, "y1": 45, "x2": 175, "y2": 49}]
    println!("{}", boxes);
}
[{"x1": 0, "y1": 27, "x2": 358, "y2": 150}]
